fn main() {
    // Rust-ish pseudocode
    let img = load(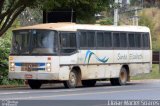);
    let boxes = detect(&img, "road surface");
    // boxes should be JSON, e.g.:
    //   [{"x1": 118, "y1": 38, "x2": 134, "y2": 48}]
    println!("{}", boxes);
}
[{"x1": 0, "y1": 80, "x2": 160, "y2": 106}]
